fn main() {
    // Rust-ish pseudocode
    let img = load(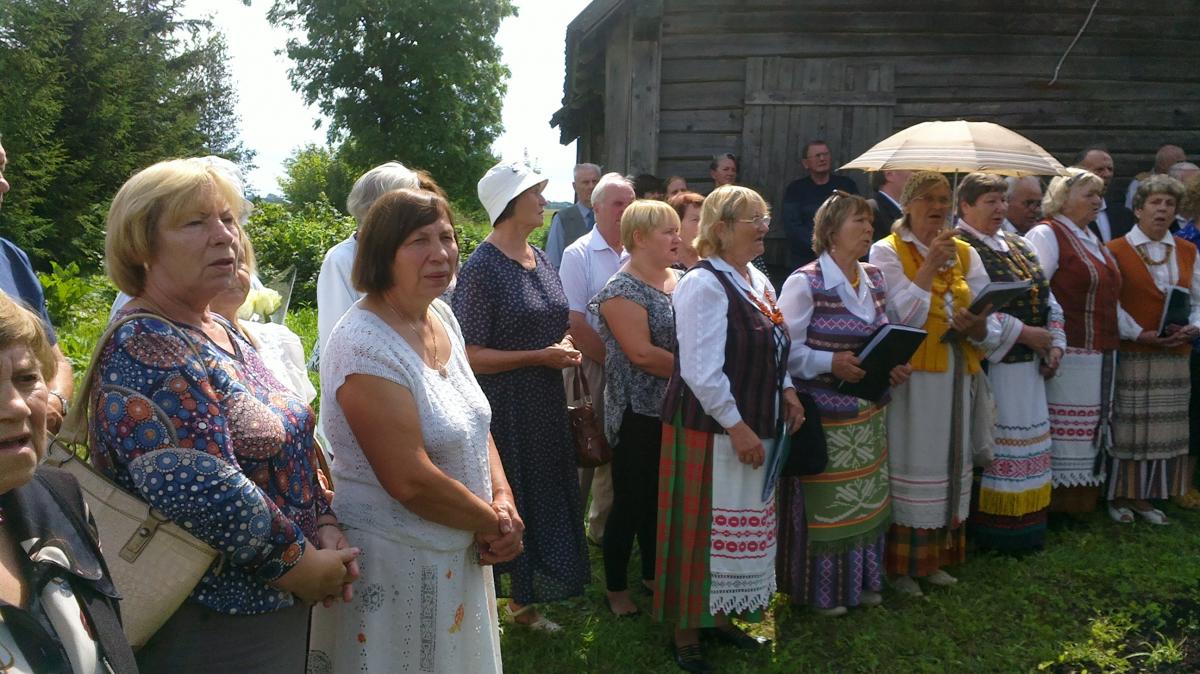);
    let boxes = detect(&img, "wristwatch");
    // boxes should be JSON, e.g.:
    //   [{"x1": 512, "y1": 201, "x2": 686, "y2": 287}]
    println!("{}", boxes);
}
[{"x1": 48, "y1": 390, "x2": 69, "y2": 417}]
